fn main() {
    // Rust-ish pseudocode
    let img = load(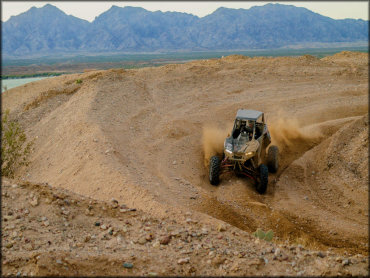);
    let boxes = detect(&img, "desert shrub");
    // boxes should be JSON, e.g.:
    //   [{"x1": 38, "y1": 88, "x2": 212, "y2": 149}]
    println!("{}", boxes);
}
[
  {"x1": 253, "y1": 228, "x2": 274, "y2": 242},
  {"x1": 75, "y1": 79, "x2": 82, "y2": 84},
  {"x1": 1, "y1": 109, "x2": 34, "y2": 178}
]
